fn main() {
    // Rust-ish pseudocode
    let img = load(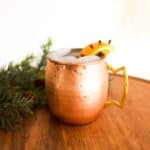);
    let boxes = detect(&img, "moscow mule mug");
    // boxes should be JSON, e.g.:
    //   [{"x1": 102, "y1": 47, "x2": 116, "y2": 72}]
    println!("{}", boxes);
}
[{"x1": 45, "y1": 49, "x2": 128, "y2": 125}]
